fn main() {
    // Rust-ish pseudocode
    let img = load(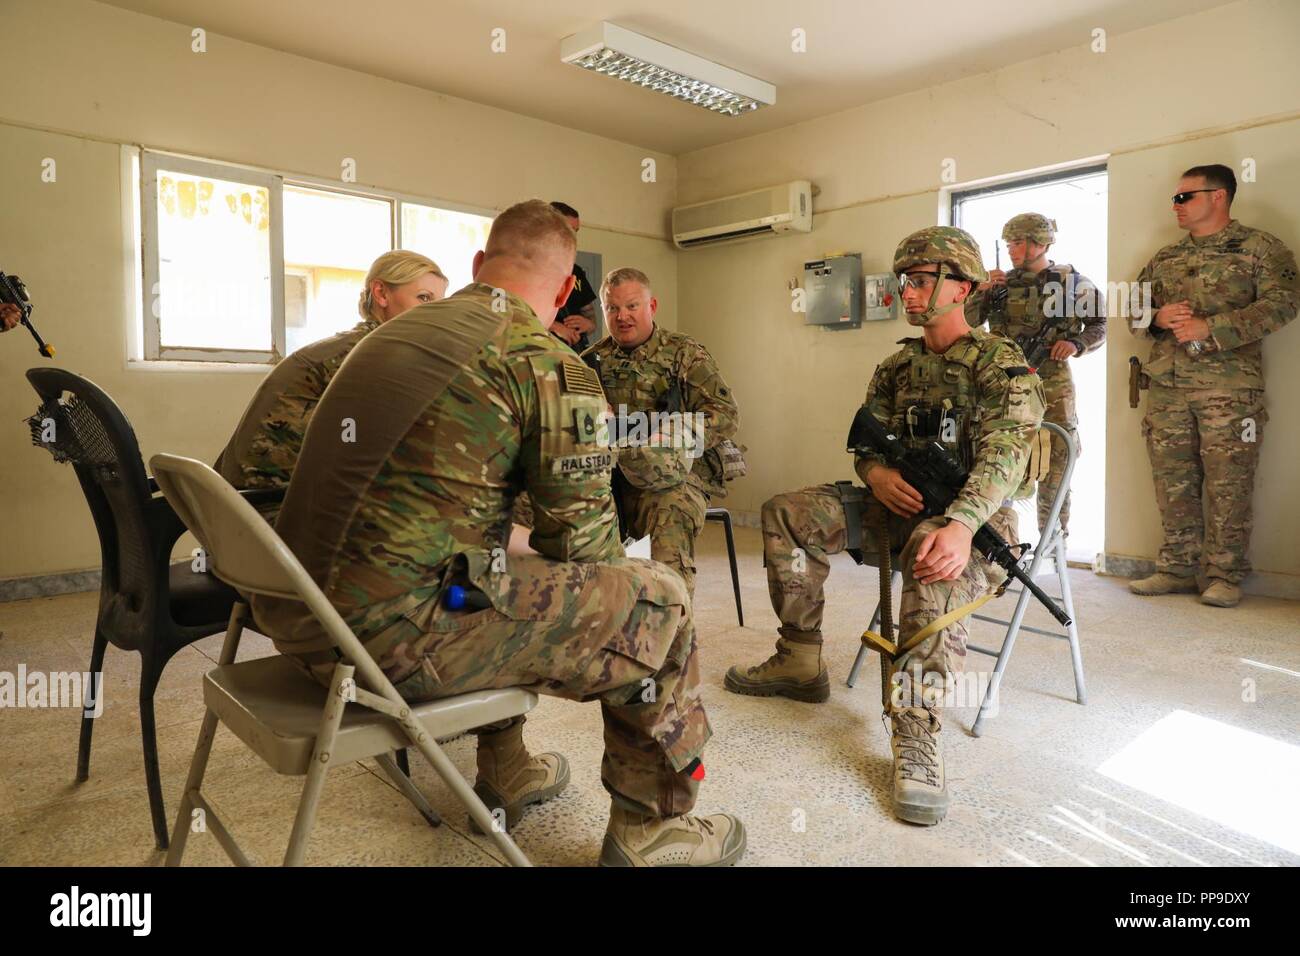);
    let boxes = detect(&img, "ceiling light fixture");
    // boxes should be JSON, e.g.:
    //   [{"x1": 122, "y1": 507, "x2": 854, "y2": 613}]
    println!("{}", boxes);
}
[{"x1": 561, "y1": 22, "x2": 775, "y2": 117}]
